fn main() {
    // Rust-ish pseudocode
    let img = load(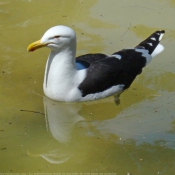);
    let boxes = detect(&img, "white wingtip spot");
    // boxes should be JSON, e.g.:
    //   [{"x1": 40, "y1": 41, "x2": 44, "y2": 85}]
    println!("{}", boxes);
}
[
  {"x1": 148, "y1": 43, "x2": 153, "y2": 46},
  {"x1": 150, "y1": 37, "x2": 156, "y2": 41},
  {"x1": 159, "y1": 33, "x2": 164, "y2": 41},
  {"x1": 151, "y1": 44, "x2": 164, "y2": 57}
]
